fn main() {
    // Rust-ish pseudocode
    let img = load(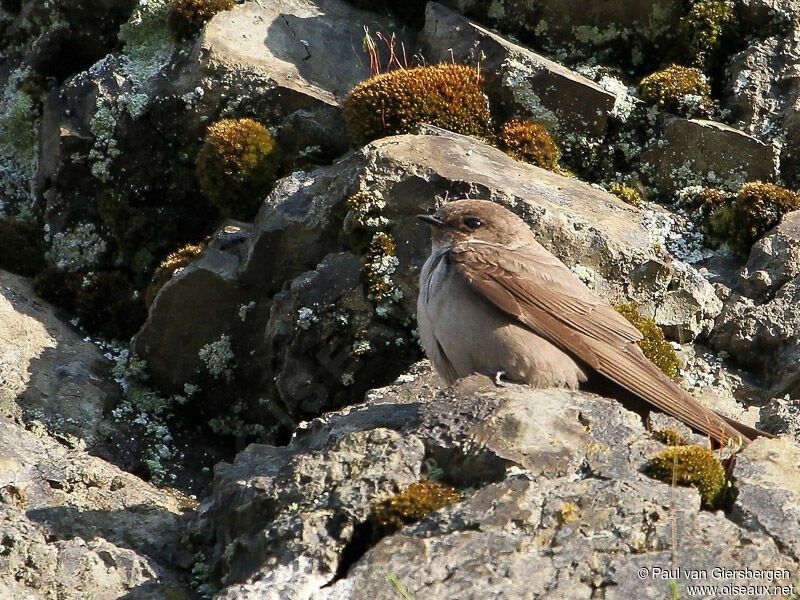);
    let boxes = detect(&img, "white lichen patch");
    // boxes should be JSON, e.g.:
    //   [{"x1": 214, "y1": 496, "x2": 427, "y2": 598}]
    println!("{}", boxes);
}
[
  {"x1": 238, "y1": 301, "x2": 256, "y2": 322},
  {"x1": 641, "y1": 208, "x2": 714, "y2": 264},
  {"x1": 46, "y1": 222, "x2": 108, "y2": 271},
  {"x1": 199, "y1": 334, "x2": 235, "y2": 380}
]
